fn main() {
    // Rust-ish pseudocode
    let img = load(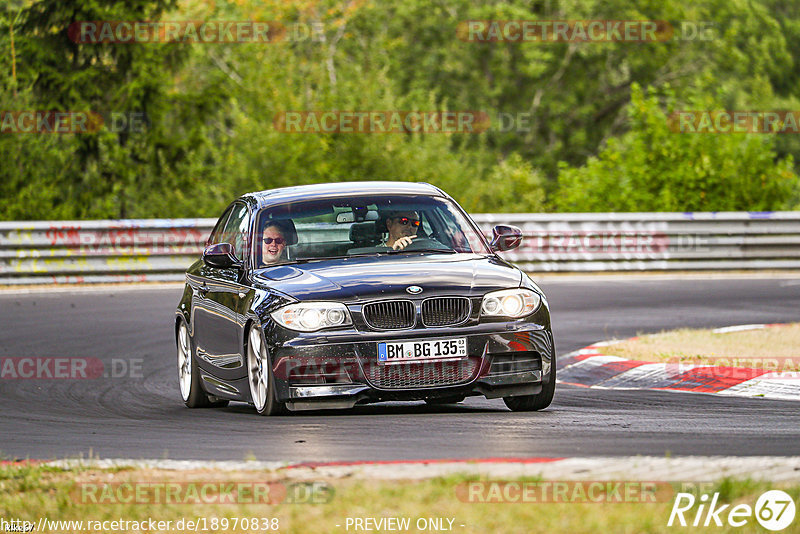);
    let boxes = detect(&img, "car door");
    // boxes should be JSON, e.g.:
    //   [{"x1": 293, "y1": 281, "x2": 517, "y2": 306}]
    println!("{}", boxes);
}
[{"x1": 191, "y1": 201, "x2": 252, "y2": 381}]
